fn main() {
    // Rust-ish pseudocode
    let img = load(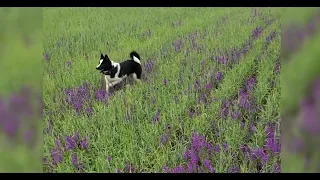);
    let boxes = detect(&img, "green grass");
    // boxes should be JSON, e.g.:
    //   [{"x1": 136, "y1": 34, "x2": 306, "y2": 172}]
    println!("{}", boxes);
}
[{"x1": 43, "y1": 7, "x2": 282, "y2": 173}]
